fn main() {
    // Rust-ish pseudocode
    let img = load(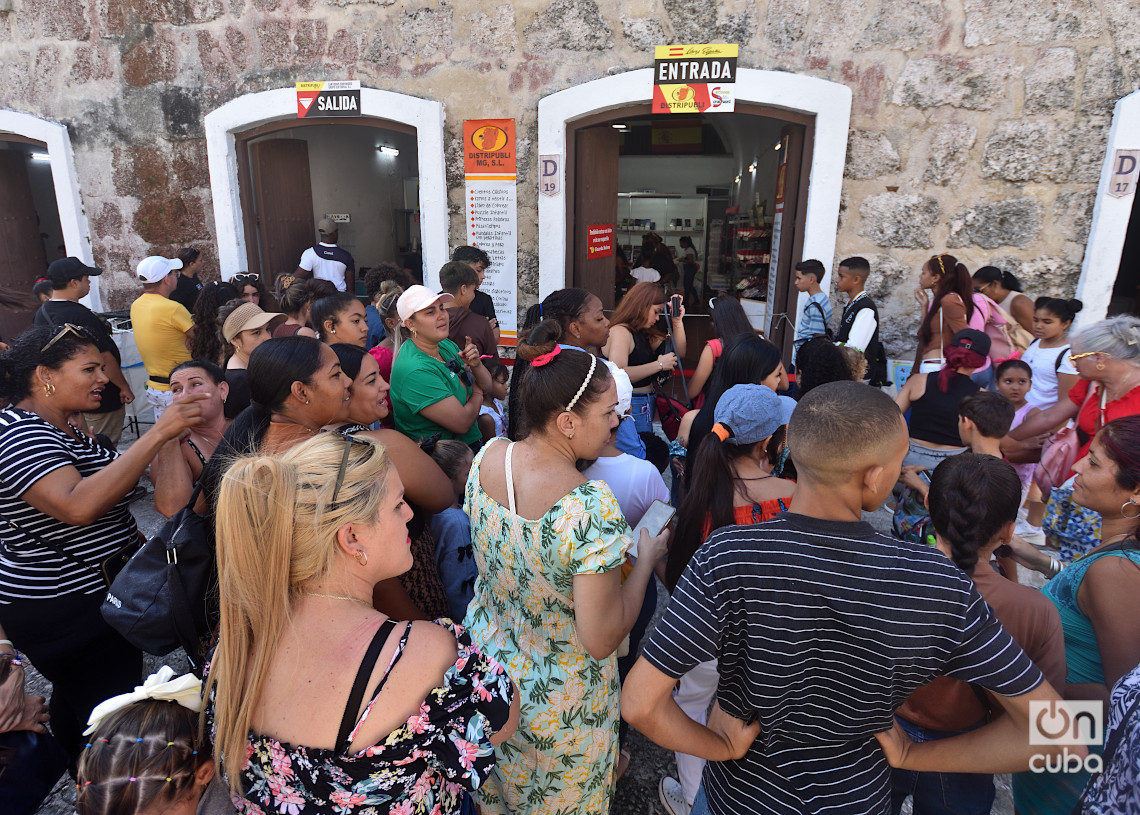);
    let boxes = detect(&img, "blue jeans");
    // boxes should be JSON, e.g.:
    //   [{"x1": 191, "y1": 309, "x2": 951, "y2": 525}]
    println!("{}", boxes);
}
[
  {"x1": 889, "y1": 717, "x2": 995, "y2": 815},
  {"x1": 630, "y1": 393, "x2": 654, "y2": 434},
  {"x1": 691, "y1": 783, "x2": 710, "y2": 815}
]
